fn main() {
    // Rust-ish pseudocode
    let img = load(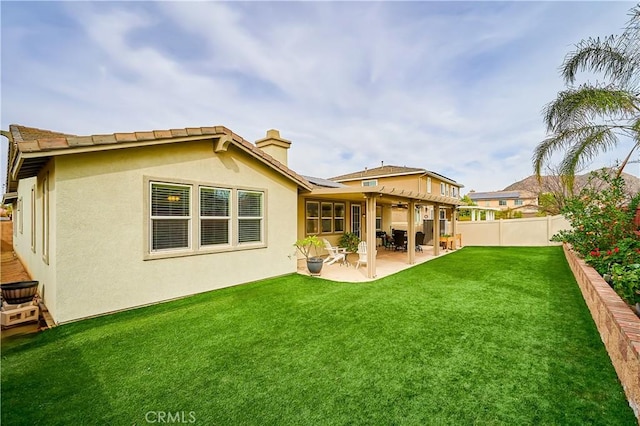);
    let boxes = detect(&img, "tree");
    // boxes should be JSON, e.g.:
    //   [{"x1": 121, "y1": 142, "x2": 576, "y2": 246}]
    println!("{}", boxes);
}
[{"x1": 533, "y1": 4, "x2": 640, "y2": 182}]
